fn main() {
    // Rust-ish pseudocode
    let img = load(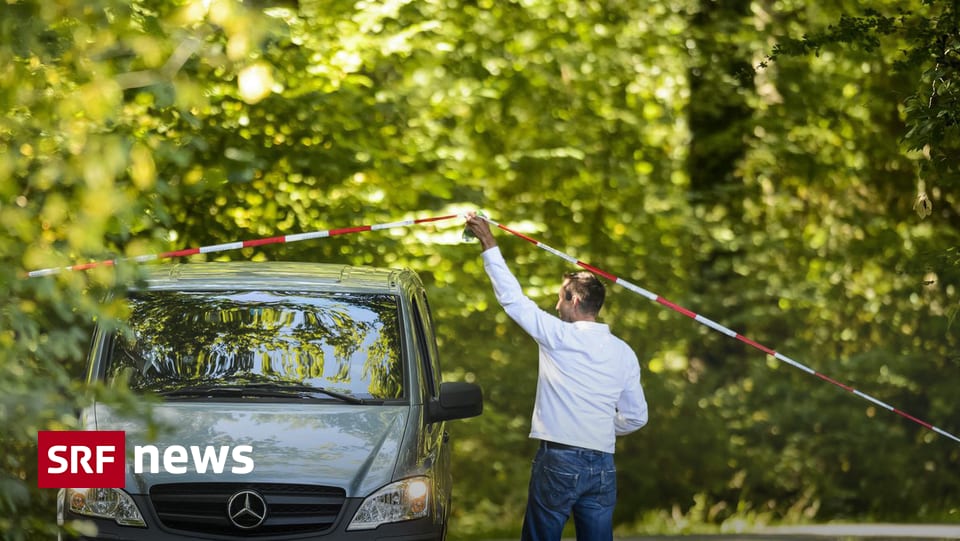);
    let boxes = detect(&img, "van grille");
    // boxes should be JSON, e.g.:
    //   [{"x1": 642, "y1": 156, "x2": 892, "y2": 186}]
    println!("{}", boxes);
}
[{"x1": 150, "y1": 483, "x2": 346, "y2": 536}]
